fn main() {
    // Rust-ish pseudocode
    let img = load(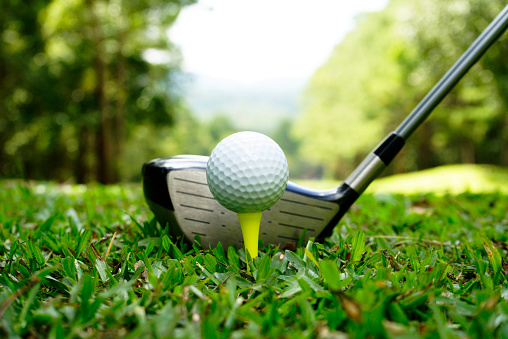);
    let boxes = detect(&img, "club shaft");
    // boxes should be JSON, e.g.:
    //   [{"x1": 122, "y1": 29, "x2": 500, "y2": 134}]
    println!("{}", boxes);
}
[{"x1": 395, "y1": 4, "x2": 508, "y2": 139}]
